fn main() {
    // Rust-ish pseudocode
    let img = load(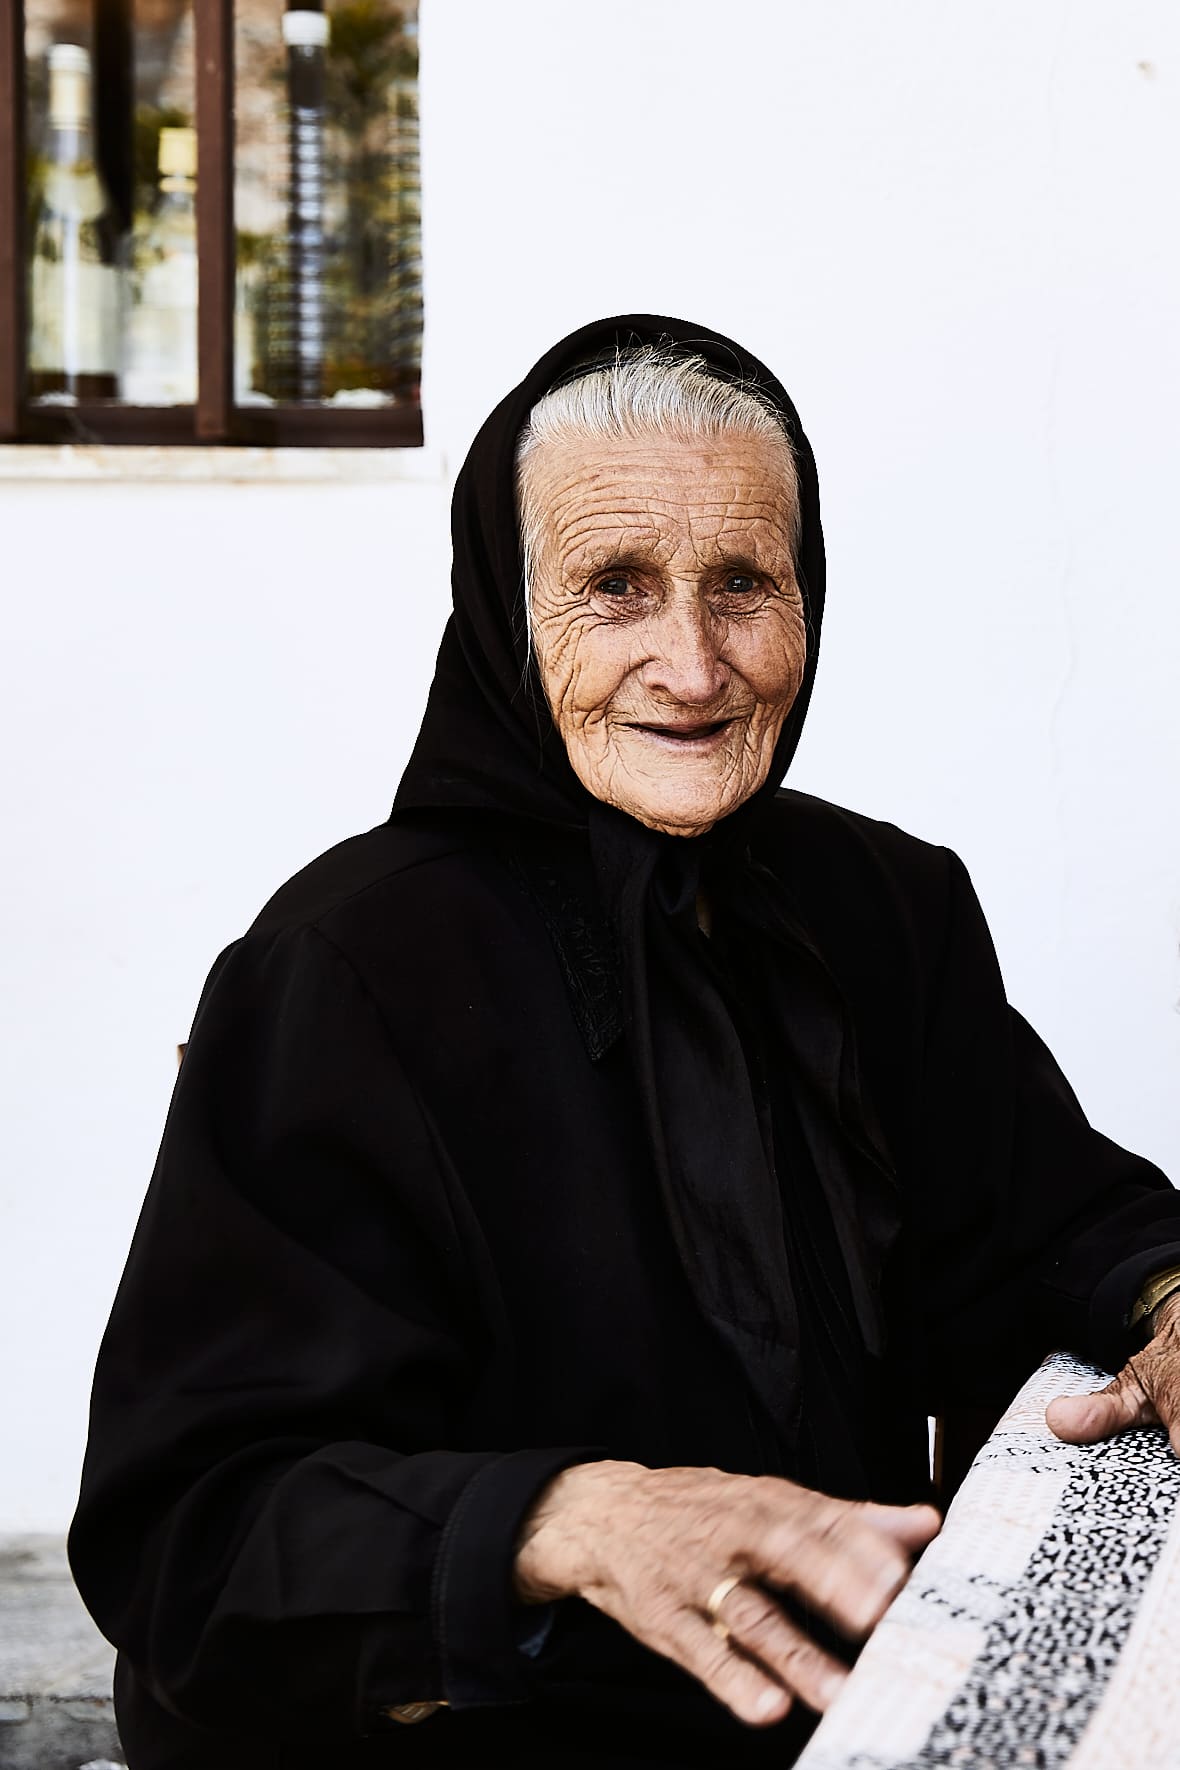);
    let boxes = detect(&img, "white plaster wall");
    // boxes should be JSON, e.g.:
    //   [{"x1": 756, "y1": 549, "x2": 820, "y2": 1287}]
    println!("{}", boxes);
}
[{"x1": 2, "y1": 0, "x2": 1178, "y2": 1528}]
